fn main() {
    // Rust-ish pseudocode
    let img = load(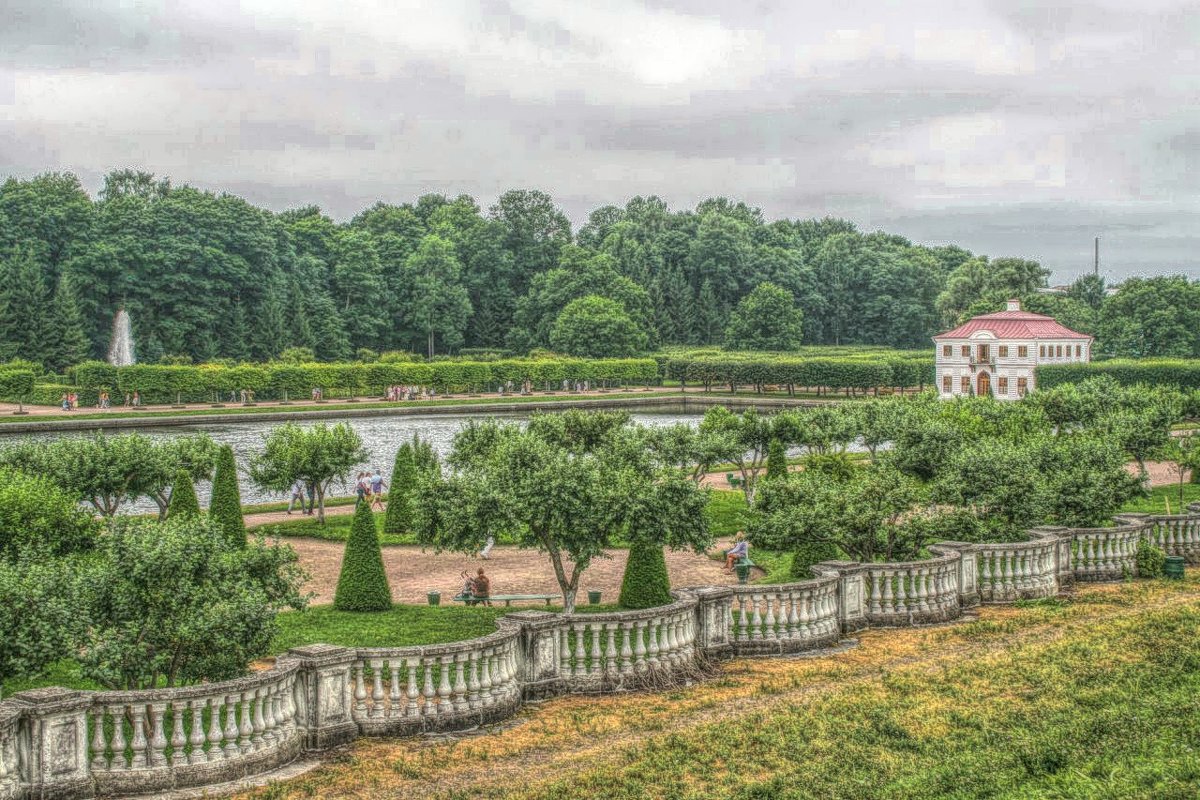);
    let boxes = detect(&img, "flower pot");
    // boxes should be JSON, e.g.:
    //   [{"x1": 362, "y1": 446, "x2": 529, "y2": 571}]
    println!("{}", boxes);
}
[
  {"x1": 427, "y1": 591, "x2": 441, "y2": 606},
  {"x1": 588, "y1": 591, "x2": 602, "y2": 605}
]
